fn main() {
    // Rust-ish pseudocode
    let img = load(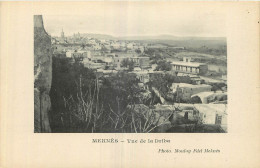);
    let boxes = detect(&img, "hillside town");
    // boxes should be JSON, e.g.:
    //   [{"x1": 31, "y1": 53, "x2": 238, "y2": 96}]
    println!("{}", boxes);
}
[{"x1": 48, "y1": 29, "x2": 227, "y2": 133}]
